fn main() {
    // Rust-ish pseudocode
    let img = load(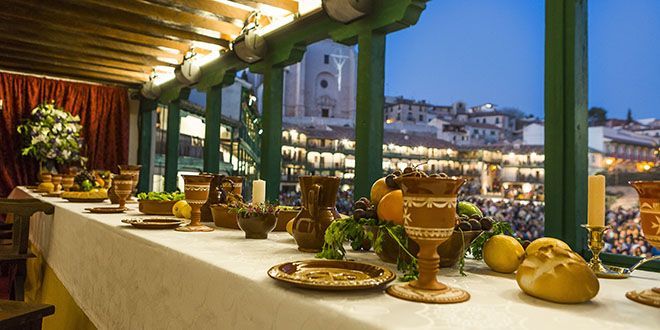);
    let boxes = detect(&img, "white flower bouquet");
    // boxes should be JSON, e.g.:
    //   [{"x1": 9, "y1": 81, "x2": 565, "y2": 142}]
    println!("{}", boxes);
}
[{"x1": 17, "y1": 101, "x2": 86, "y2": 170}]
